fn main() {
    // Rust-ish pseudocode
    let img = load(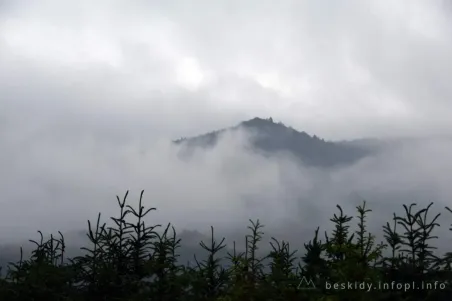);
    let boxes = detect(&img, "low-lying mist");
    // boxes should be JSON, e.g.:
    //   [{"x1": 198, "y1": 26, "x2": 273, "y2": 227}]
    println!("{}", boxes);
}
[{"x1": 2, "y1": 124, "x2": 452, "y2": 258}]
